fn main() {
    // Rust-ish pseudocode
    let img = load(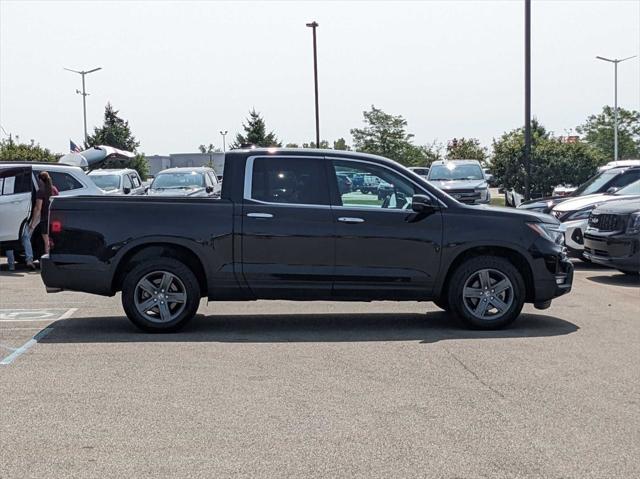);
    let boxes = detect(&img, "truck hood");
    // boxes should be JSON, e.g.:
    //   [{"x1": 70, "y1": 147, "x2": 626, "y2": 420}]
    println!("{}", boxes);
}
[
  {"x1": 553, "y1": 193, "x2": 613, "y2": 212},
  {"x1": 428, "y1": 179, "x2": 487, "y2": 191},
  {"x1": 592, "y1": 197, "x2": 640, "y2": 215},
  {"x1": 472, "y1": 204, "x2": 558, "y2": 224}
]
